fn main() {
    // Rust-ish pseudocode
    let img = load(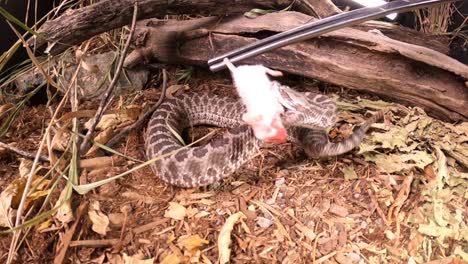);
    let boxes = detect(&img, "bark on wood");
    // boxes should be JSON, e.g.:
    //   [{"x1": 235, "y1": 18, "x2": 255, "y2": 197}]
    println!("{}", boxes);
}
[
  {"x1": 125, "y1": 12, "x2": 468, "y2": 122},
  {"x1": 26, "y1": 0, "x2": 292, "y2": 55}
]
